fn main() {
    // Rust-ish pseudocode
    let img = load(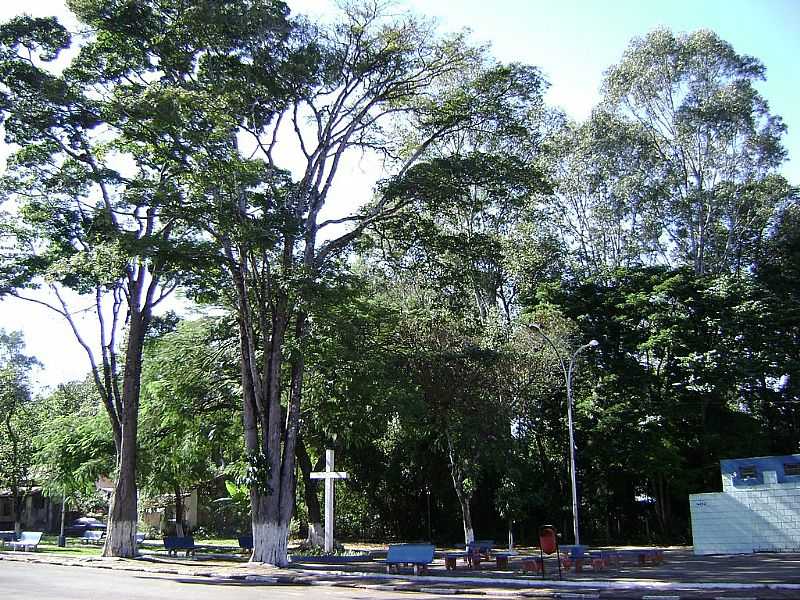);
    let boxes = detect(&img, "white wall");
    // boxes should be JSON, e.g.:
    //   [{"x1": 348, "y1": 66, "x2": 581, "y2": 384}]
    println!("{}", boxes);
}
[{"x1": 690, "y1": 471, "x2": 800, "y2": 555}]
